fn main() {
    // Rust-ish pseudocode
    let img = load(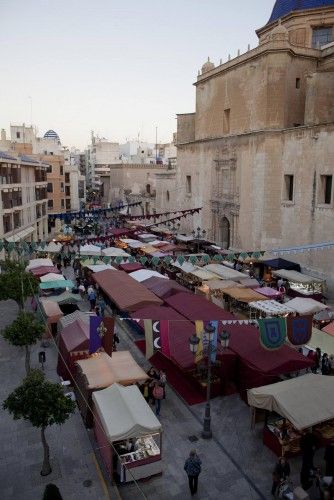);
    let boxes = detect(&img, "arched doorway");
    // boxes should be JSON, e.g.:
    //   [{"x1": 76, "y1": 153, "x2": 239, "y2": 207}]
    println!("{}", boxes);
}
[{"x1": 221, "y1": 217, "x2": 230, "y2": 249}]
